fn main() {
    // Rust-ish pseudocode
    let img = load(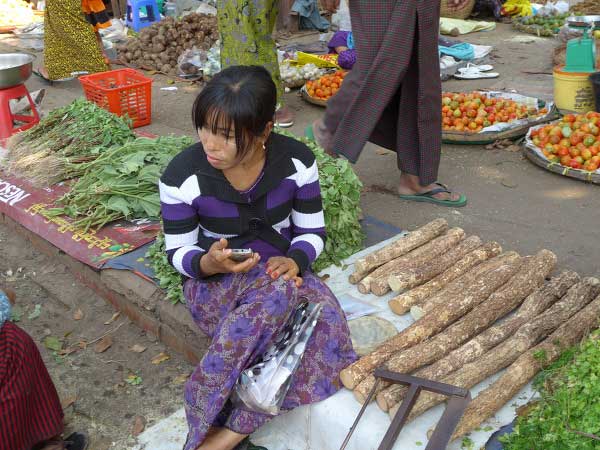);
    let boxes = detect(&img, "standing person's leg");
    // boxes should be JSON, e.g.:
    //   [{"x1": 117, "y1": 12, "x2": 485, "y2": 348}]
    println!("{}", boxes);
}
[
  {"x1": 217, "y1": 0, "x2": 293, "y2": 127},
  {"x1": 42, "y1": 0, "x2": 108, "y2": 80}
]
